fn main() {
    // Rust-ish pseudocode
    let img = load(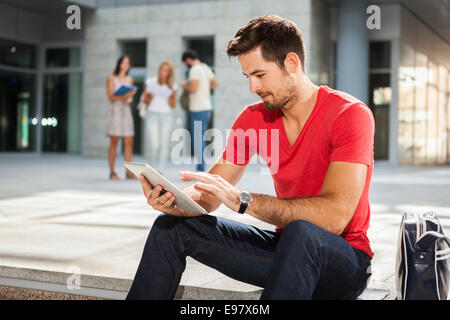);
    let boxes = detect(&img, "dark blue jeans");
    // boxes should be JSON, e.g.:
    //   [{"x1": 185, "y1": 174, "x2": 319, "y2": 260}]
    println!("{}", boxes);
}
[
  {"x1": 126, "y1": 214, "x2": 372, "y2": 300},
  {"x1": 189, "y1": 110, "x2": 211, "y2": 172}
]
